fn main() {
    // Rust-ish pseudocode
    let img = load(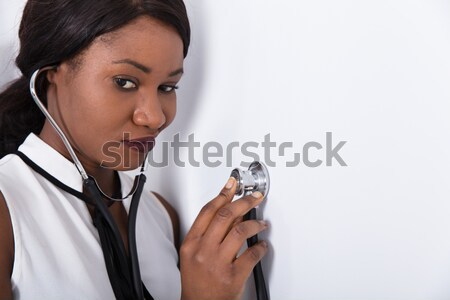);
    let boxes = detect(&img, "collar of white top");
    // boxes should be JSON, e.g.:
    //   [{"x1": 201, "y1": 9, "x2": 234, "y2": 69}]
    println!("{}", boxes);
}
[{"x1": 18, "y1": 133, "x2": 87, "y2": 193}]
